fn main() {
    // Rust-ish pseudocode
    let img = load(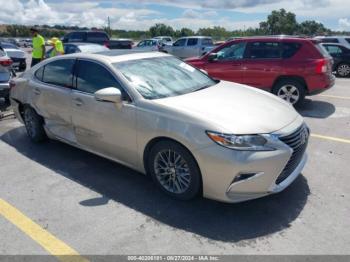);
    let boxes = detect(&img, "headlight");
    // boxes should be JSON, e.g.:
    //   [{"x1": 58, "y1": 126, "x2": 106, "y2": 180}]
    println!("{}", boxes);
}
[{"x1": 206, "y1": 131, "x2": 275, "y2": 151}]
